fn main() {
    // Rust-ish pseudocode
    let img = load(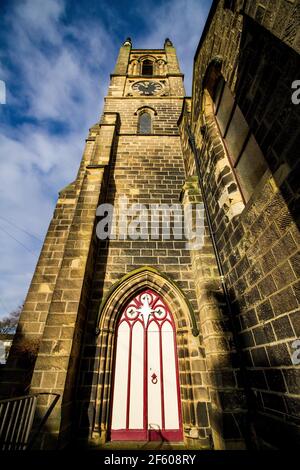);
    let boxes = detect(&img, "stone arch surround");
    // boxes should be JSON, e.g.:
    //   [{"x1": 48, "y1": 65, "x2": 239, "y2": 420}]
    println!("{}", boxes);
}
[{"x1": 85, "y1": 266, "x2": 211, "y2": 448}]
